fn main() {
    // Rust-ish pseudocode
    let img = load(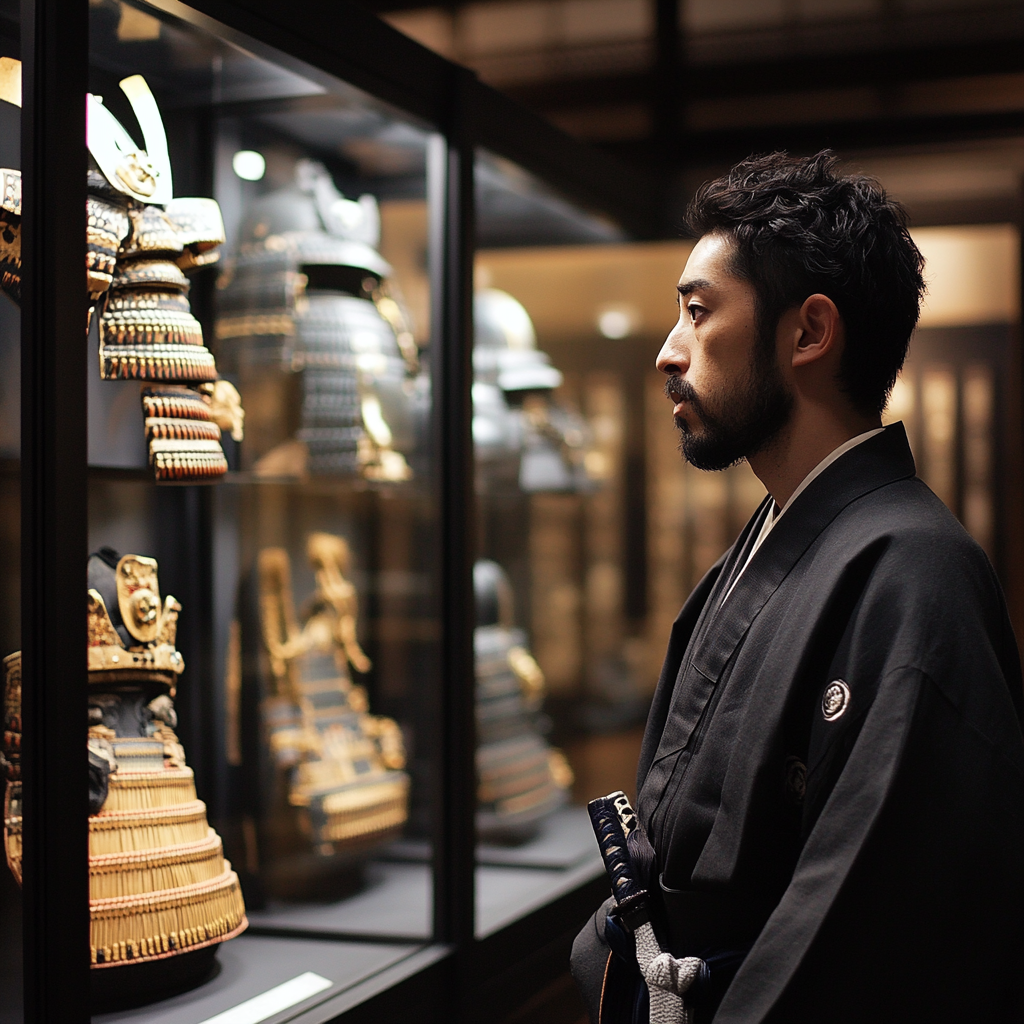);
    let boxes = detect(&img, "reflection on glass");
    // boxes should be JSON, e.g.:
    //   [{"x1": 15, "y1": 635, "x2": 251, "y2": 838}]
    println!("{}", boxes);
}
[
  {"x1": 472, "y1": 278, "x2": 598, "y2": 837},
  {"x1": 474, "y1": 559, "x2": 572, "y2": 840},
  {"x1": 474, "y1": 286, "x2": 597, "y2": 493},
  {"x1": 473, "y1": 155, "x2": 656, "y2": 938}
]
